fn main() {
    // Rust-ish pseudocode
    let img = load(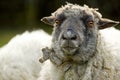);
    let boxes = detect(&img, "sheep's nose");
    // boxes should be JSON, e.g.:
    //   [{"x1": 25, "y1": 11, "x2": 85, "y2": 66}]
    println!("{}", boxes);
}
[{"x1": 62, "y1": 29, "x2": 77, "y2": 40}]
